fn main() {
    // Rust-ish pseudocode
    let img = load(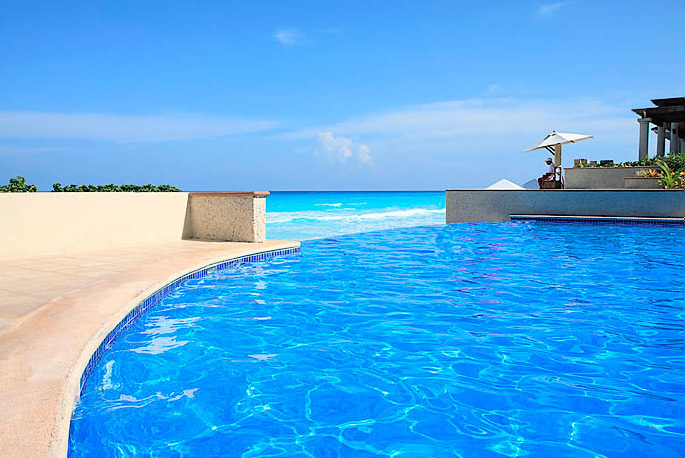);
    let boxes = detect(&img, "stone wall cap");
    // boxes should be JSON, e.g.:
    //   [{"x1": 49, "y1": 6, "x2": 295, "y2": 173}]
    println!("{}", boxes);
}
[
  {"x1": 445, "y1": 189, "x2": 683, "y2": 192},
  {"x1": 189, "y1": 191, "x2": 270, "y2": 197},
  {"x1": 563, "y1": 165, "x2": 658, "y2": 170}
]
